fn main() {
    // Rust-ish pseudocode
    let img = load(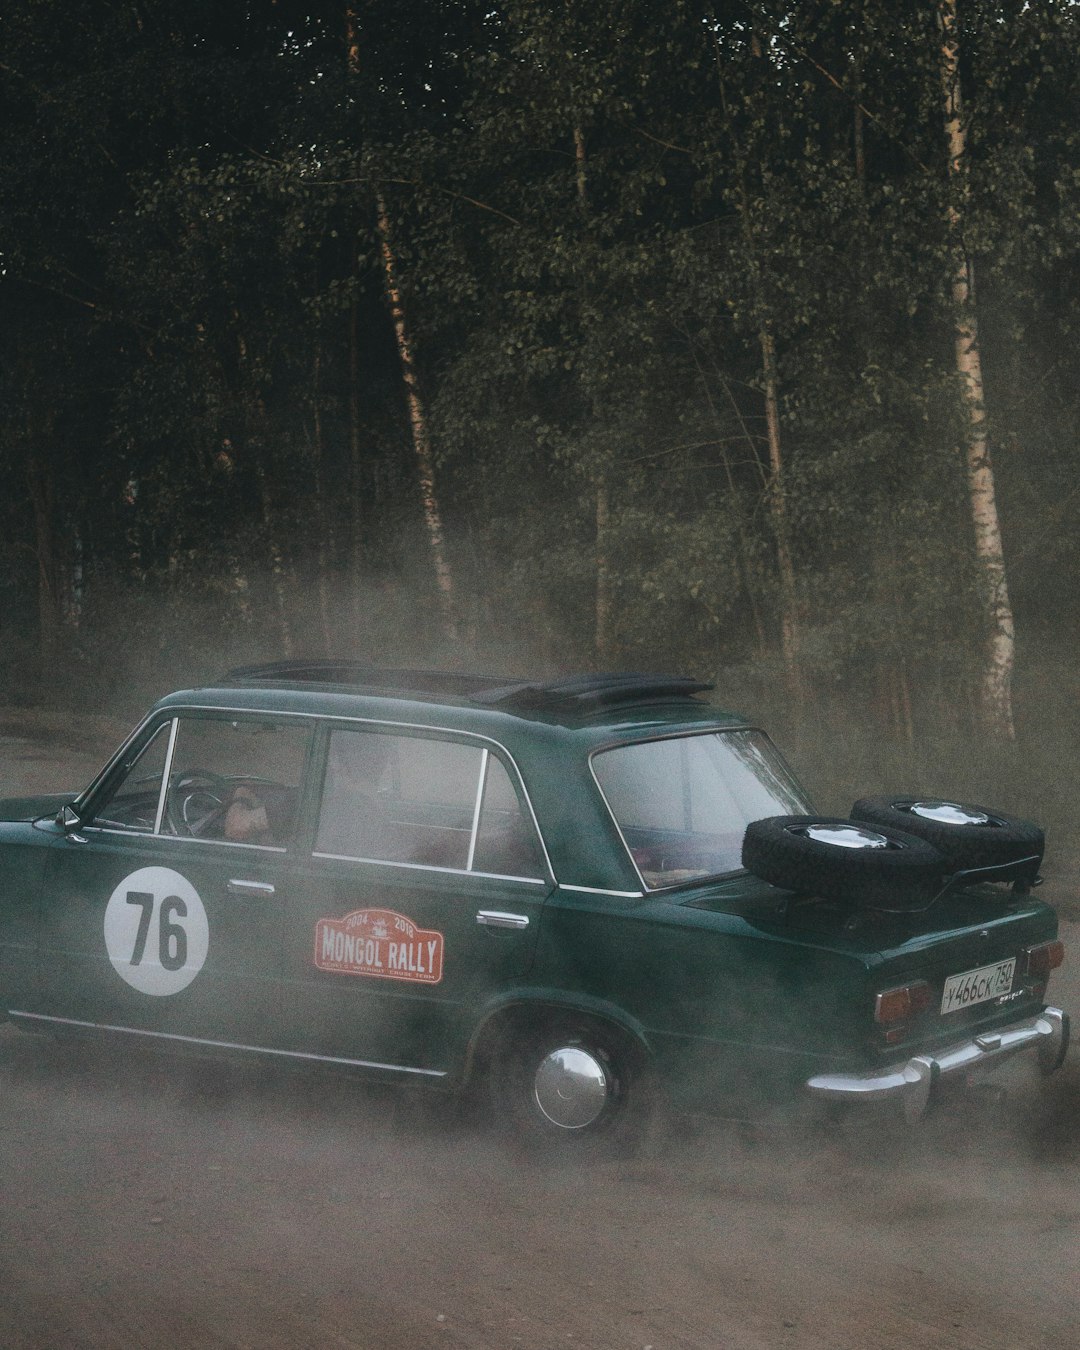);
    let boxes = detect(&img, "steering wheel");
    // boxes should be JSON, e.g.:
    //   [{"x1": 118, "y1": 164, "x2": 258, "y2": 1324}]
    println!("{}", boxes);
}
[{"x1": 166, "y1": 769, "x2": 231, "y2": 837}]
